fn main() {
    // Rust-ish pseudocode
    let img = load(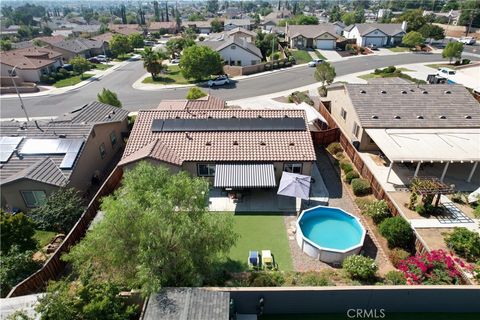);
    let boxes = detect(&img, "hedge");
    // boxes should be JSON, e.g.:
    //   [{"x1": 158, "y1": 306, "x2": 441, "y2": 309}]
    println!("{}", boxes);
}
[
  {"x1": 379, "y1": 216, "x2": 414, "y2": 251},
  {"x1": 345, "y1": 171, "x2": 360, "y2": 184},
  {"x1": 351, "y1": 178, "x2": 371, "y2": 196}
]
